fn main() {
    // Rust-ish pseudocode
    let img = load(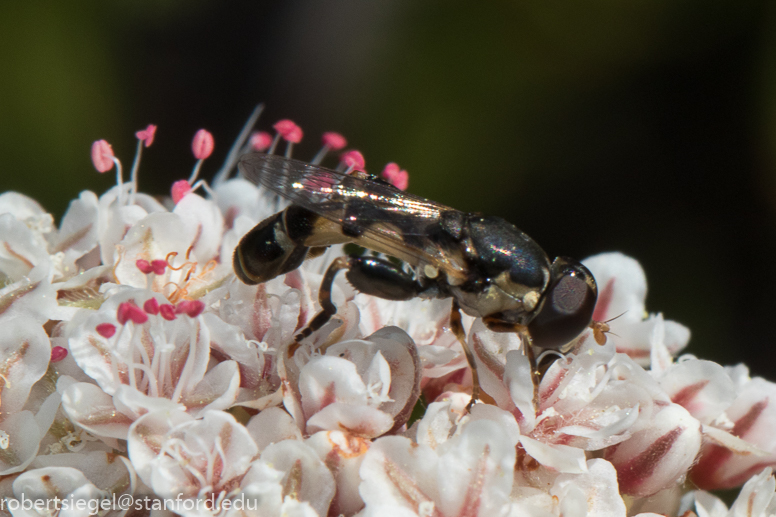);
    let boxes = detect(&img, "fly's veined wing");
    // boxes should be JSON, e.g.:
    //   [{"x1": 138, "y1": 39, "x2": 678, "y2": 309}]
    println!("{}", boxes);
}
[{"x1": 238, "y1": 152, "x2": 467, "y2": 276}]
